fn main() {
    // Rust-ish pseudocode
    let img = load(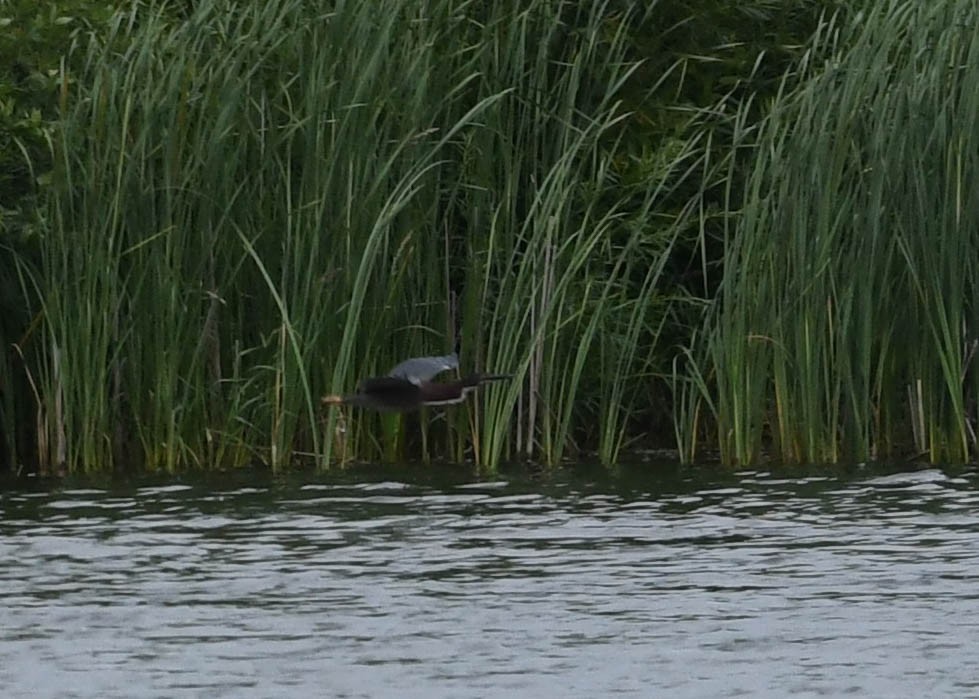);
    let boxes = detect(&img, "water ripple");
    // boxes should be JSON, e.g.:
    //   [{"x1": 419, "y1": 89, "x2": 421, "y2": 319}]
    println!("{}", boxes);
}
[{"x1": 1, "y1": 465, "x2": 978, "y2": 697}]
